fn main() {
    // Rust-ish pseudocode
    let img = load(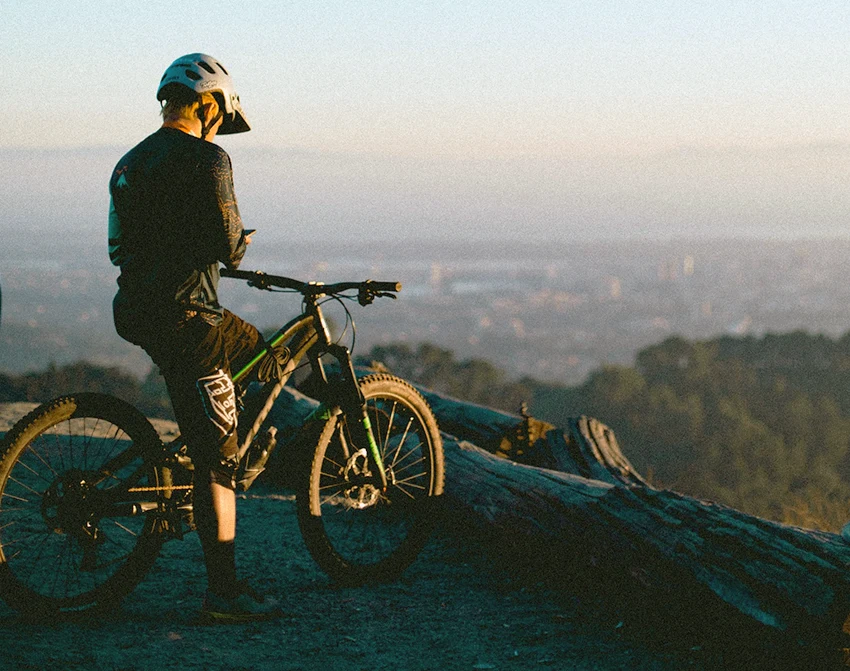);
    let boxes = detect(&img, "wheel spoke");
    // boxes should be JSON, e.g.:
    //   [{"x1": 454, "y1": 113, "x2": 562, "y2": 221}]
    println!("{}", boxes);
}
[
  {"x1": 1, "y1": 492, "x2": 31, "y2": 504},
  {"x1": 7, "y1": 476, "x2": 44, "y2": 498},
  {"x1": 369, "y1": 403, "x2": 382, "y2": 452},
  {"x1": 387, "y1": 417, "x2": 414, "y2": 466},
  {"x1": 17, "y1": 533, "x2": 53, "y2": 585},
  {"x1": 12, "y1": 458, "x2": 54, "y2": 486},
  {"x1": 80, "y1": 417, "x2": 90, "y2": 470},
  {"x1": 394, "y1": 474, "x2": 427, "y2": 488},
  {"x1": 393, "y1": 455, "x2": 426, "y2": 476},
  {"x1": 393, "y1": 481, "x2": 426, "y2": 499},
  {"x1": 391, "y1": 441, "x2": 425, "y2": 467},
  {"x1": 0, "y1": 536, "x2": 32, "y2": 550},
  {"x1": 96, "y1": 423, "x2": 130, "y2": 472},
  {"x1": 318, "y1": 480, "x2": 347, "y2": 493},
  {"x1": 323, "y1": 456, "x2": 346, "y2": 472},
  {"x1": 0, "y1": 506, "x2": 42, "y2": 519},
  {"x1": 23, "y1": 444, "x2": 60, "y2": 479},
  {"x1": 49, "y1": 540, "x2": 69, "y2": 598},
  {"x1": 320, "y1": 491, "x2": 348, "y2": 508},
  {"x1": 381, "y1": 401, "x2": 397, "y2": 454},
  {"x1": 52, "y1": 423, "x2": 65, "y2": 475}
]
